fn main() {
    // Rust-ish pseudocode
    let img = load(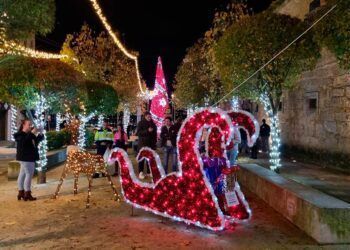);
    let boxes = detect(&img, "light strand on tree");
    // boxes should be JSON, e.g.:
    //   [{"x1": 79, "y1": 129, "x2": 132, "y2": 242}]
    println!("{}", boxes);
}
[
  {"x1": 260, "y1": 93, "x2": 281, "y2": 171},
  {"x1": 123, "y1": 105, "x2": 130, "y2": 133},
  {"x1": 88, "y1": 0, "x2": 148, "y2": 96},
  {"x1": 78, "y1": 103, "x2": 95, "y2": 149},
  {"x1": 0, "y1": 35, "x2": 66, "y2": 59},
  {"x1": 34, "y1": 95, "x2": 49, "y2": 171},
  {"x1": 56, "y1": 112, "x2": 62, "y2": 132},
  {"x1": 10, "y1": 104, "x2": 17, "y2": 141},
  {"x1": 231, "y1": 96, "x2": 239, "y2": 111},
  {"x1": 97, "y1": 114, "x2": 104, "y2": 129}
]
